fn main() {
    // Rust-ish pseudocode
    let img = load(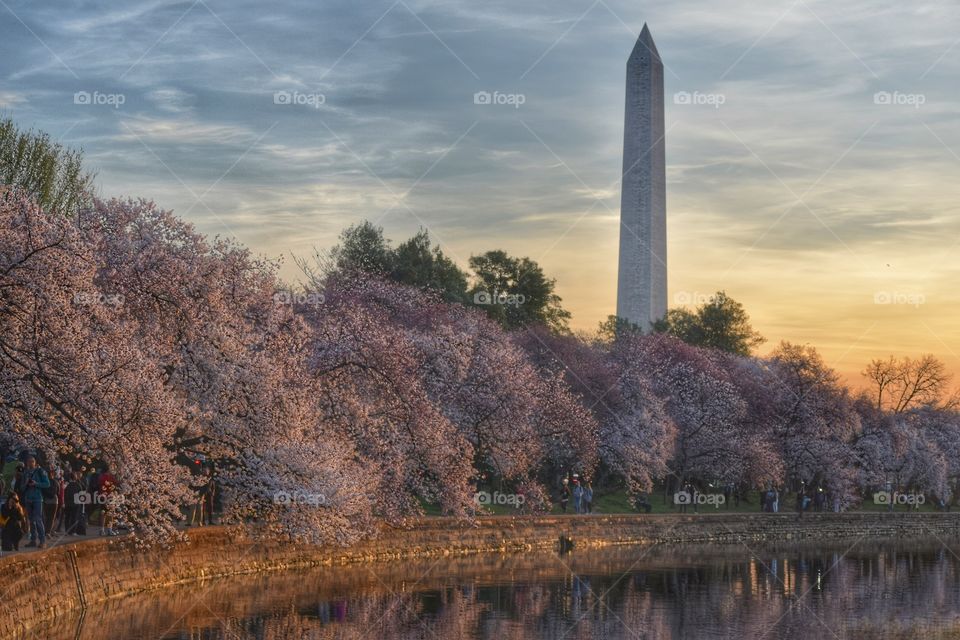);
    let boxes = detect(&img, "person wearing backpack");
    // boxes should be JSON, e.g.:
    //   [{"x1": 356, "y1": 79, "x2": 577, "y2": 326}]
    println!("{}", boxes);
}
[{"x1": 16, "y1": 456, "x2": 49, "y2": 549}]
